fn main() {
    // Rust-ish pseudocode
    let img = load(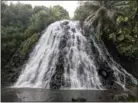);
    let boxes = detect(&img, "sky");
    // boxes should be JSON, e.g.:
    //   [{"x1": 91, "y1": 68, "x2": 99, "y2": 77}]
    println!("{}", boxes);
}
[{"x1": 7, "y1": 1, "x2": 79, "y2": 18}]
